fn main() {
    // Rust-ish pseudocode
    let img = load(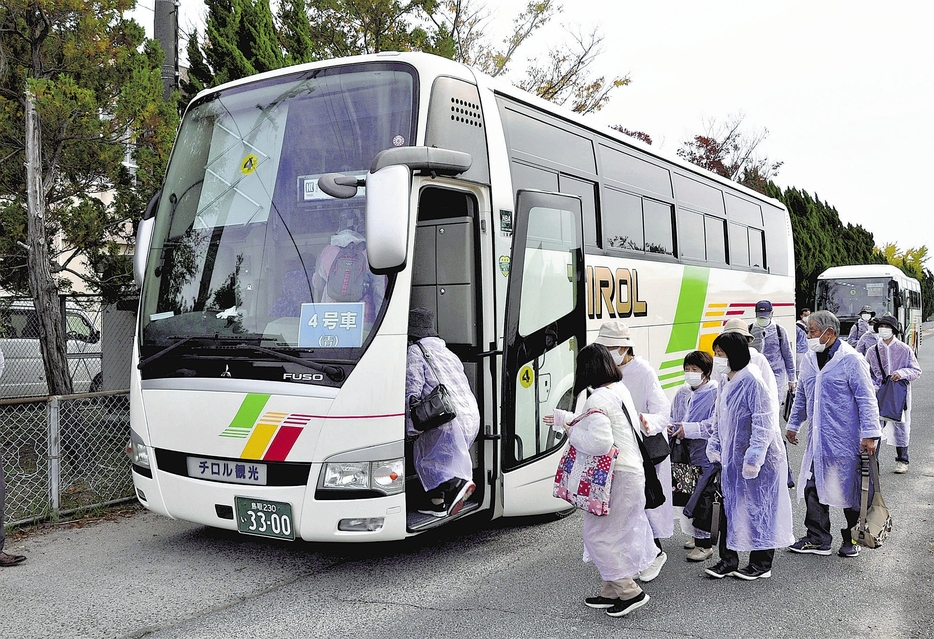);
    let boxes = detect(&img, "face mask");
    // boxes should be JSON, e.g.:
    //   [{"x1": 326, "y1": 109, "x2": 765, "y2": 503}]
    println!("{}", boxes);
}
[
  {"x1": 611, "y1": 350, "x2": 626, "y2": 367},
  {"x1": 878, "y1": 327, "x2": 894, "y2": 340},
  {"x1": 756, "y1": 317, "x2": 771, "y2": 328},
  {"x1": 807, "y1": 327, "x2": 829, "y2": 353},
  {"x1": 860, "y1": 313, "x2": 871, "y2": 322},
  {"x1": 712, "y1": 357, "x2": 731, "y2": 377},
  {"x1": 684, "y1": 371, "x2": 704, "y2": 388}
]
